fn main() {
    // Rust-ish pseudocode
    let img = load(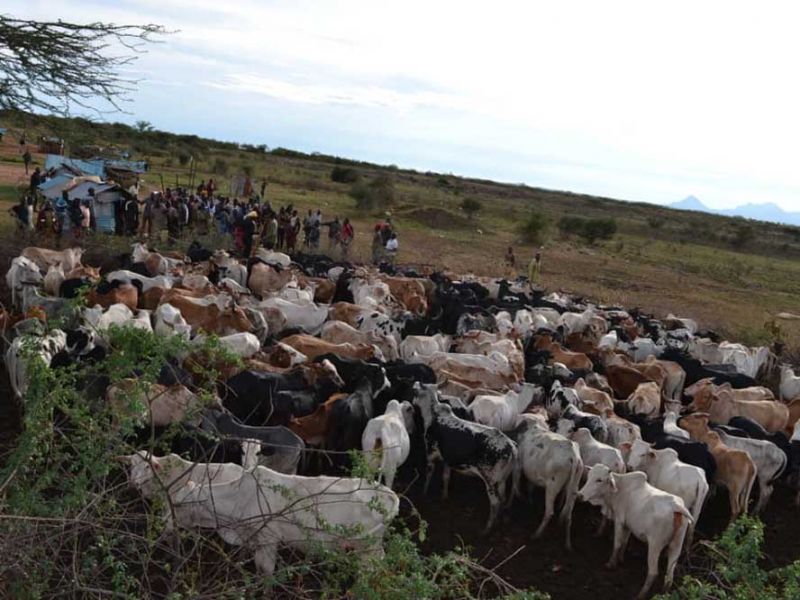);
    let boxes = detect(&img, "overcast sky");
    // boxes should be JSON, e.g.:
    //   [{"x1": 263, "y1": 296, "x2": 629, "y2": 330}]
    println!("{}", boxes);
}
[{"x1": 9, "y1": 1, "x2": 800, "y2": 211}]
